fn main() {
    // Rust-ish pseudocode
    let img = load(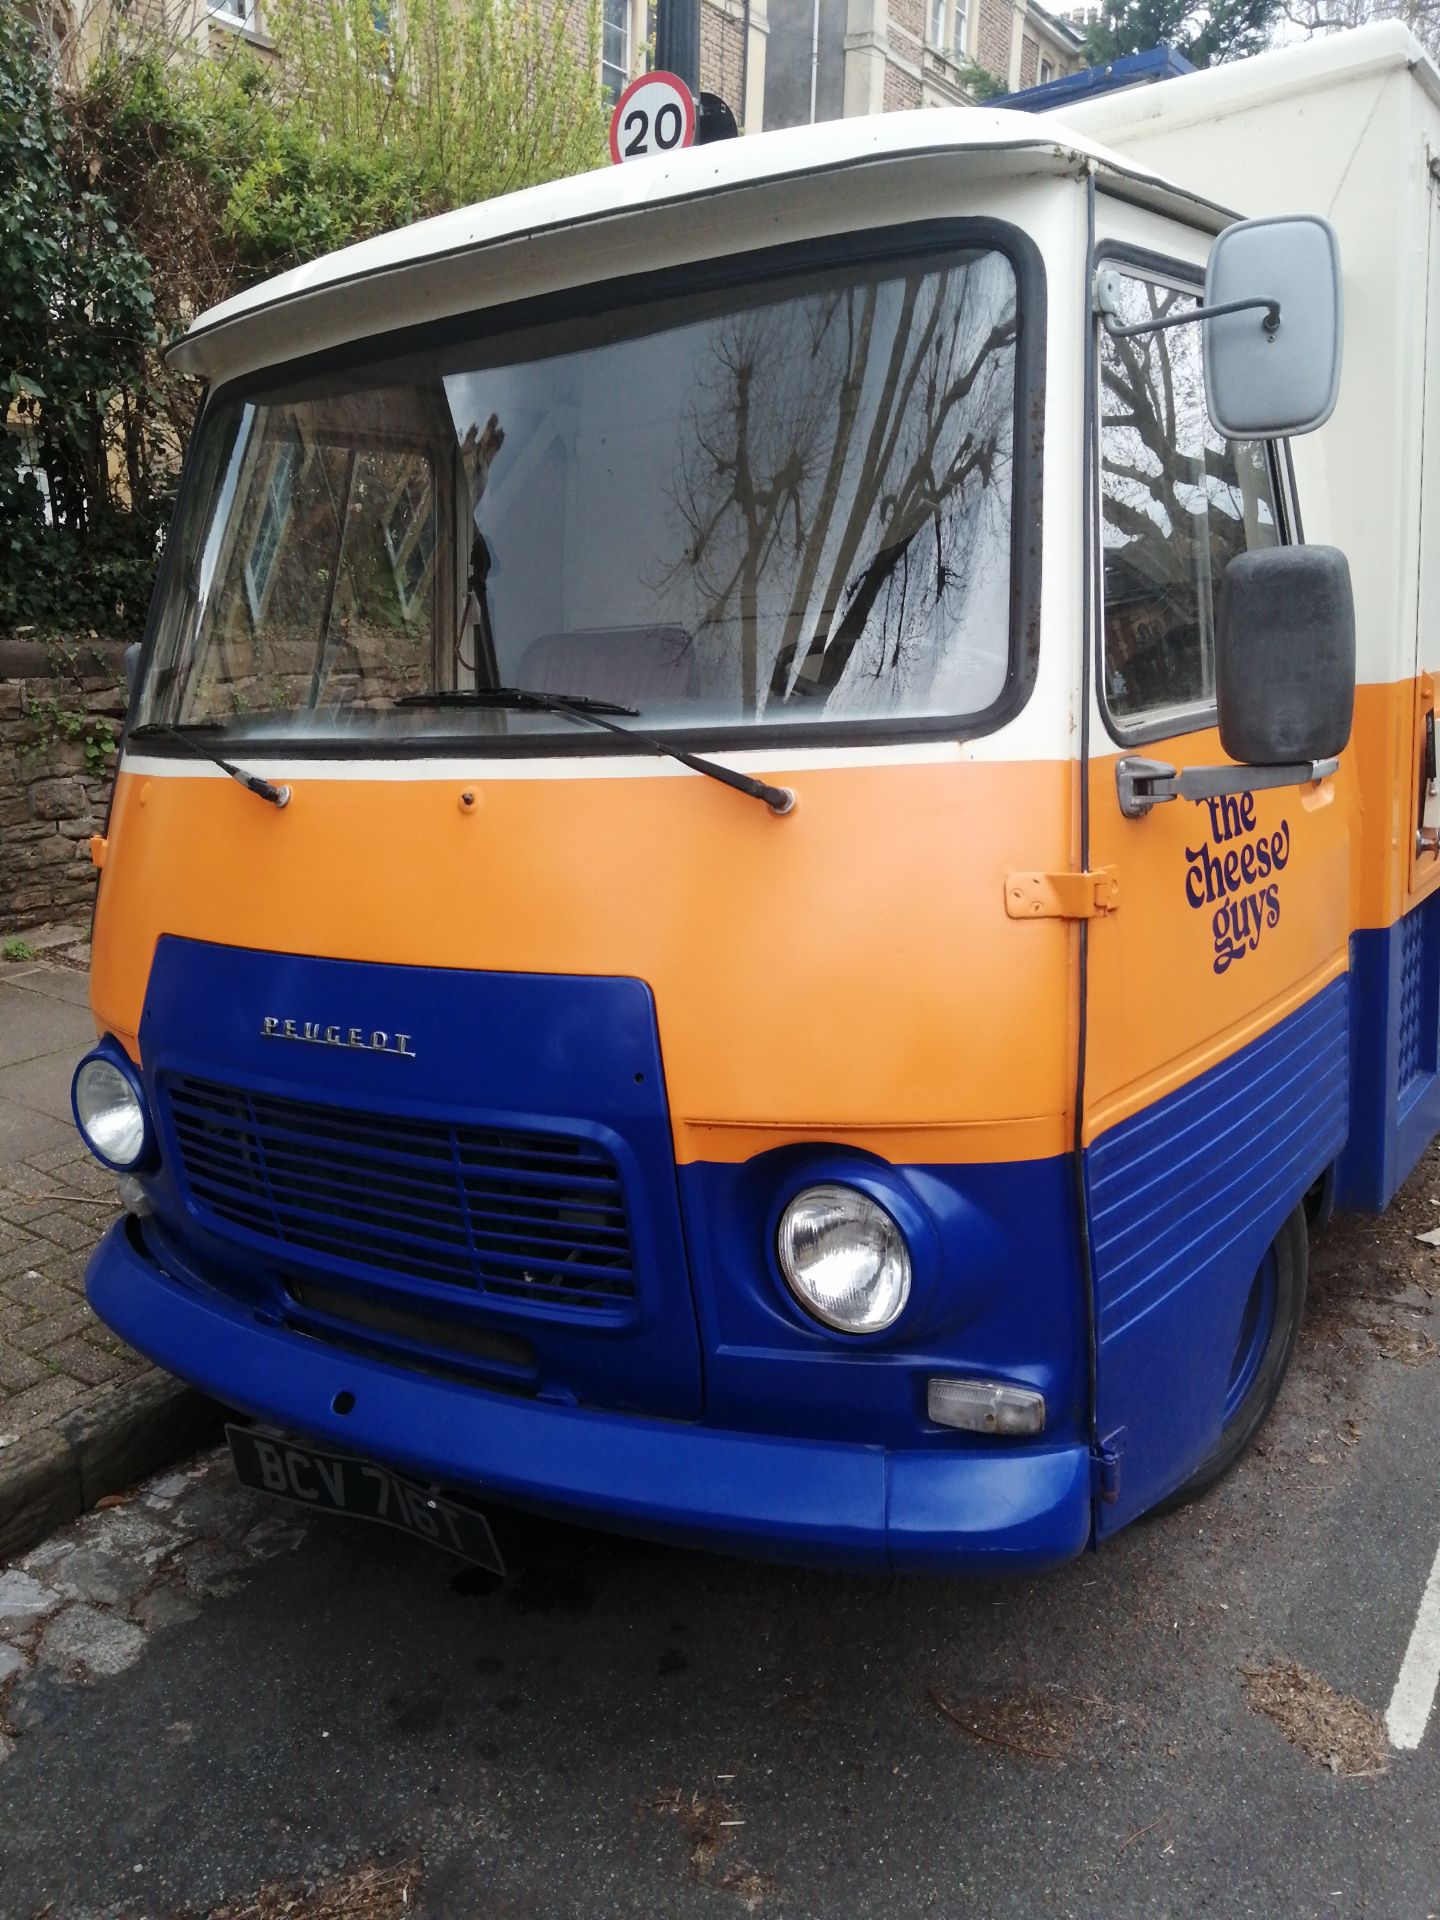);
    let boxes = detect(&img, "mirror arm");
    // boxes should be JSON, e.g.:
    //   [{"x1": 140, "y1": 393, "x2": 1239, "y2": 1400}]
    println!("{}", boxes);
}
[
  {"x1": 1116, "y1": 754, "x2": 1338, "y2": 821},
  {"x1": 1099, "y1": 296, "x2": 1282, "y2": 342}
]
